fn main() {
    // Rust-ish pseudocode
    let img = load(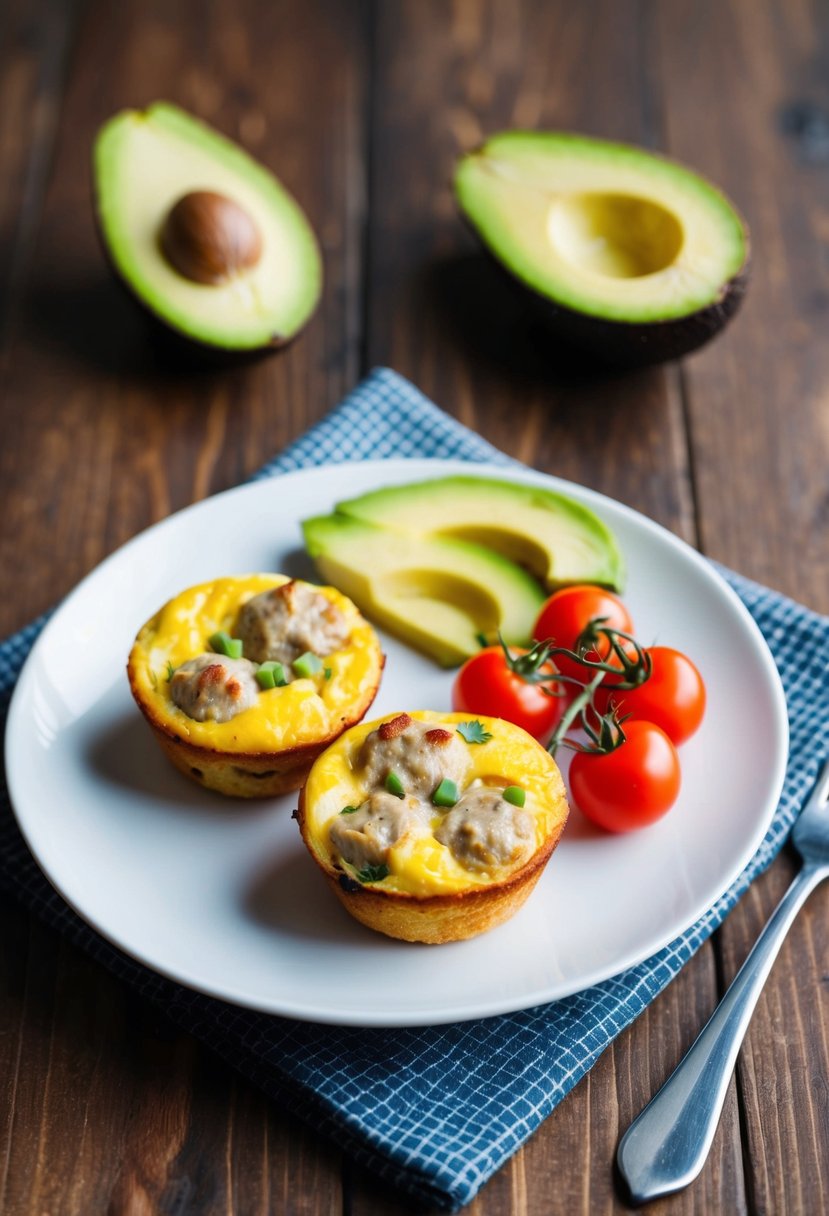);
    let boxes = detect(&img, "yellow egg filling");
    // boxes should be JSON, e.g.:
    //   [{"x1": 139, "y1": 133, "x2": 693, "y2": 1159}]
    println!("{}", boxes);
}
[
  {"x1": 128, "y1": 574, "x2": 382, "y2": 753},
  {"x1": 303, "y1": 710, "x2": 567, "y2": 896}
]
